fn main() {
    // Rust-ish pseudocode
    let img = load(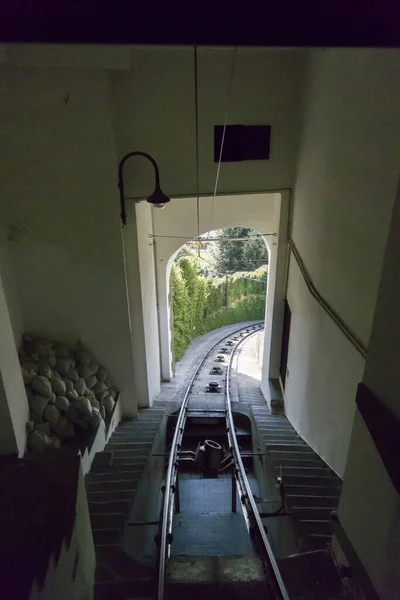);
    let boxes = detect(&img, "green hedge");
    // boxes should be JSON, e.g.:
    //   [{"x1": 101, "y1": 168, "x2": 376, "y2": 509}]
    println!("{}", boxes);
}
[{"x1": 171, "y1": 258, "x2": 266, "y2": 362}]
